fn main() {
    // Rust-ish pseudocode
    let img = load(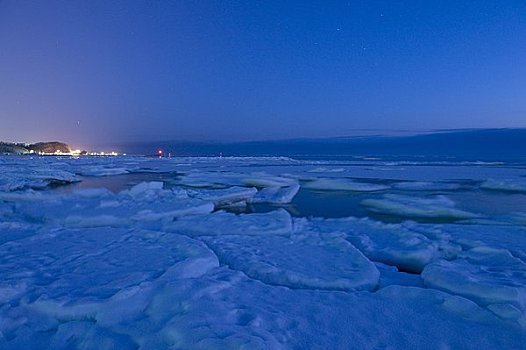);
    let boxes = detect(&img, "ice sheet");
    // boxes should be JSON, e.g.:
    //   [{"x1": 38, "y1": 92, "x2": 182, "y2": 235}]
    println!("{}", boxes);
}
[
  {"x1": 202, "y1": 234, "x2": 379, "y2": 291},
  {"x1": 1, "y1": 155, "x2": 525, "y2": 348}
]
